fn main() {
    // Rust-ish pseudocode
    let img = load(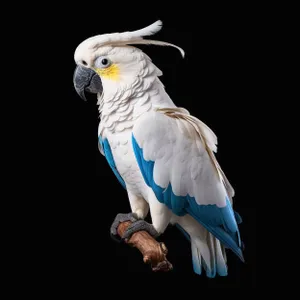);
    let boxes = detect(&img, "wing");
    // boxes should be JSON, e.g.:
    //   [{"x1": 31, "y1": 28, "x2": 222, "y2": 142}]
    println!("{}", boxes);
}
[
  {"x1": 132, "y1": 108, "x2": 243, "y2": 260},
  {"x1": 98, "y1": 137, "x2": 105, "y2": 156},
  {"x1": 98, "y1": 135, "x2": 126, "y2": 190}
]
